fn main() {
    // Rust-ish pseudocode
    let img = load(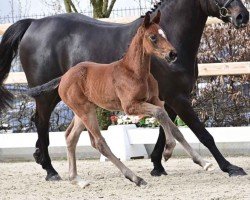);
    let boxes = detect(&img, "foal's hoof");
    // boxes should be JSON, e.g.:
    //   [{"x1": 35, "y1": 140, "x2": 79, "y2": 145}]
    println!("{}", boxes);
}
[
  {"x1": 203, "y1": 162, "x2": 215, "y2": 171},
  {"x1": 163, "y1": 153, "x2": 171, "y2": 162},
  {"x1": 150, "y1": 168, "x2": 168, "y2": 176},
  {"x1": 46, "y1": 174, "x2": 62, "y2": 181},
  {"x1": 136, "y1": 177, "x2": 147, "y2": 186},
  {"x1": 78, "y1": 180, "x2": 91, "y2": 188},
  {"x1": 71, "y1": 176, "x2": 91, "y2": 188},
  {"x1": 228, "y1": 165, "x2": 247, "y2": 177}
]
